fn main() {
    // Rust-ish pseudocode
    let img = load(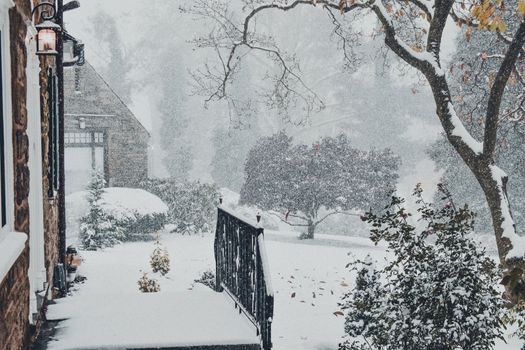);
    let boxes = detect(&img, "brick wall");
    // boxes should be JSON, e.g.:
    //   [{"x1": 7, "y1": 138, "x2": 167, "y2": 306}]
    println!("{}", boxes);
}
[
  {"x1": 0, "y1": 249, "x2": 30, "y2": 350},
  {"x1": 0, "y1": 1, "x2": 60, "y2": 349},
  {"x1": 0, "y1": 4, "x2": 32, "y2": 350},
  {"x1": 39, "y1": 44, "x2": 59, "y2": 290}
]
